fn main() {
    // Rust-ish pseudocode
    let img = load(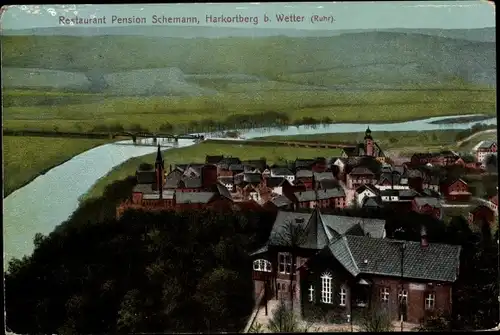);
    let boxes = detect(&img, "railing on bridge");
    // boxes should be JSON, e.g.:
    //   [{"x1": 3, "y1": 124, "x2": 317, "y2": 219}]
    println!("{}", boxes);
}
[{"x1": 113, "y1": 132, "x2": 205, "y2": 142}]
